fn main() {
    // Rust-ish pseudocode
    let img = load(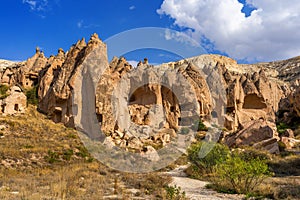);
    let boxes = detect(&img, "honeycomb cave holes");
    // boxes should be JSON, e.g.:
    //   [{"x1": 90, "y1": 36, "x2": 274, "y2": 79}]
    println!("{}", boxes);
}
[{"x1": 128, "y1": 84, "x2": 180, "y2": 129}]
